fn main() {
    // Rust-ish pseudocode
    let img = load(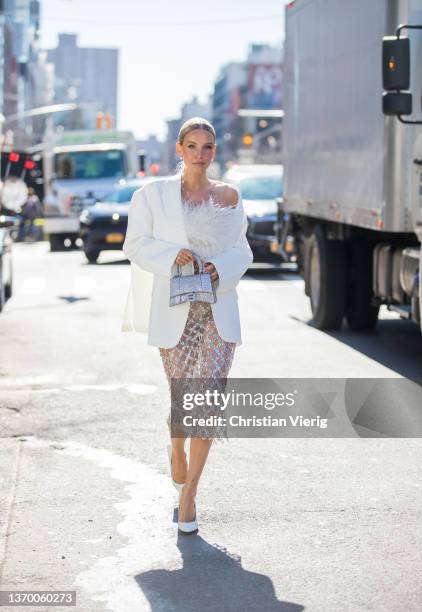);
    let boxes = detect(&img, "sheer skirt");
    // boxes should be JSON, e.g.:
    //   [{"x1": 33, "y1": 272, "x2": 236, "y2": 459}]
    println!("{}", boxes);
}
[{"x1": 159, "y1": 301, "x2": 236, "y2": 442}]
